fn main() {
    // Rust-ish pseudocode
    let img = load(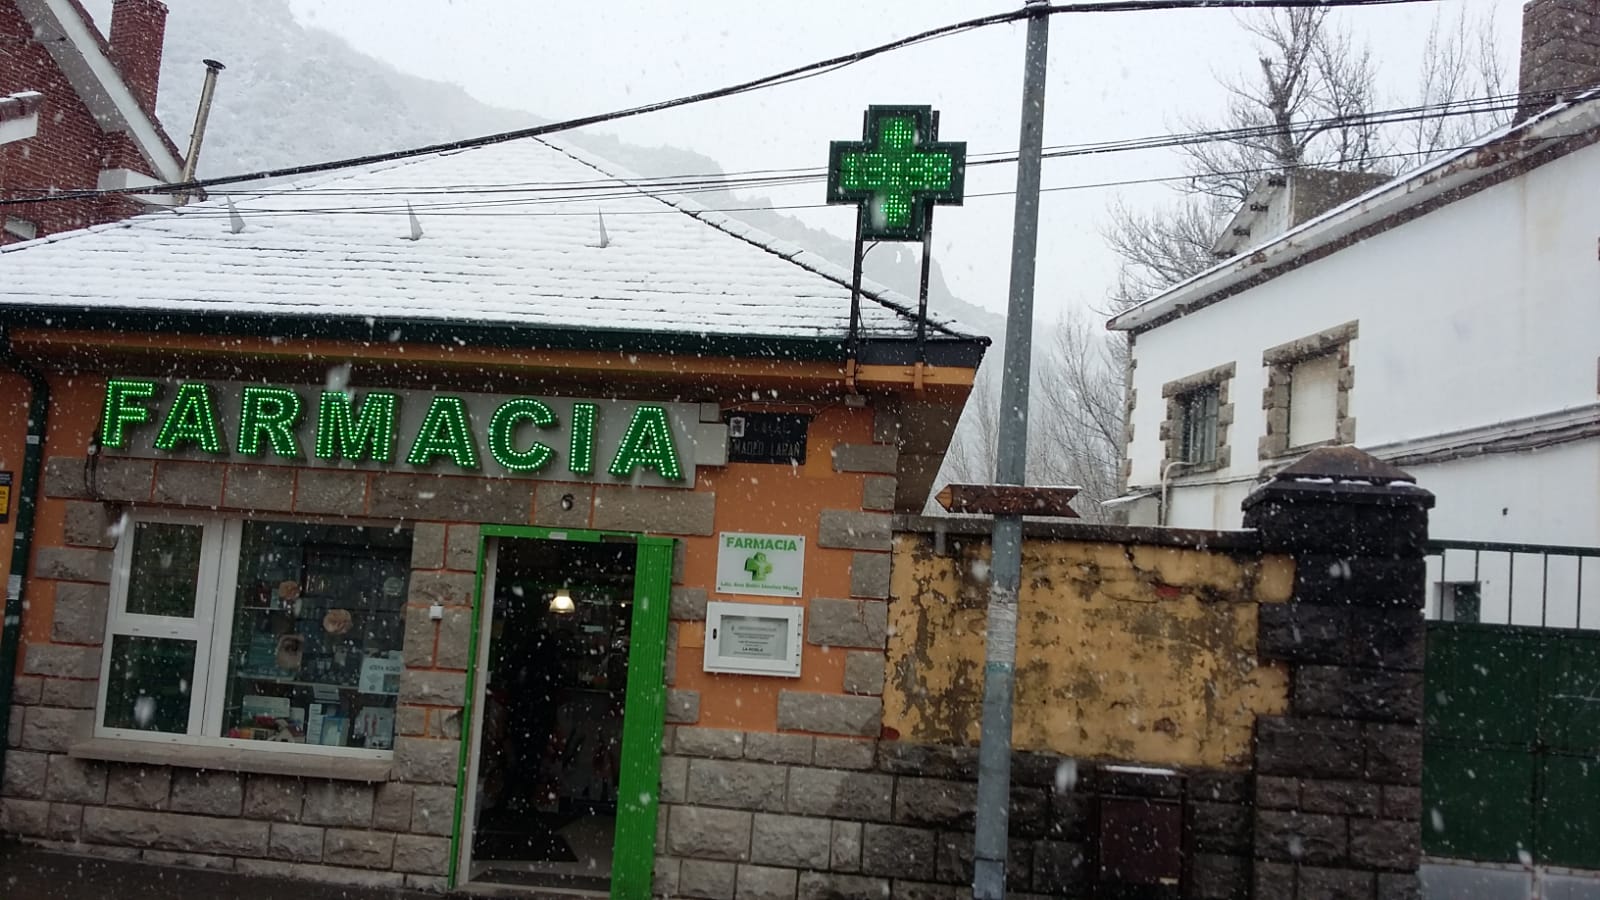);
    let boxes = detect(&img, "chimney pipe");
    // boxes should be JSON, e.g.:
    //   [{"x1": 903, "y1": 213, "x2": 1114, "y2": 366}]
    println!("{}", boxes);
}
[
  {"x1": 107, "y1": 0, "x2": 168, "y2": 114},
  {"x1": 177, "y1": 59, "x2": 225, "y2": 205},
  {"x1": 1518, "y1": 0, "x2": 1600, "y2": 120}
]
